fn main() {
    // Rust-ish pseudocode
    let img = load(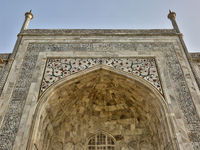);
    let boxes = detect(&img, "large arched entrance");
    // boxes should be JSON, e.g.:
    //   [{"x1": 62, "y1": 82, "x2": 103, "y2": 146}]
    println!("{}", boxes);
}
[{"x1": 27, "y1": 65, "x2": 178, "y2": 150}]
